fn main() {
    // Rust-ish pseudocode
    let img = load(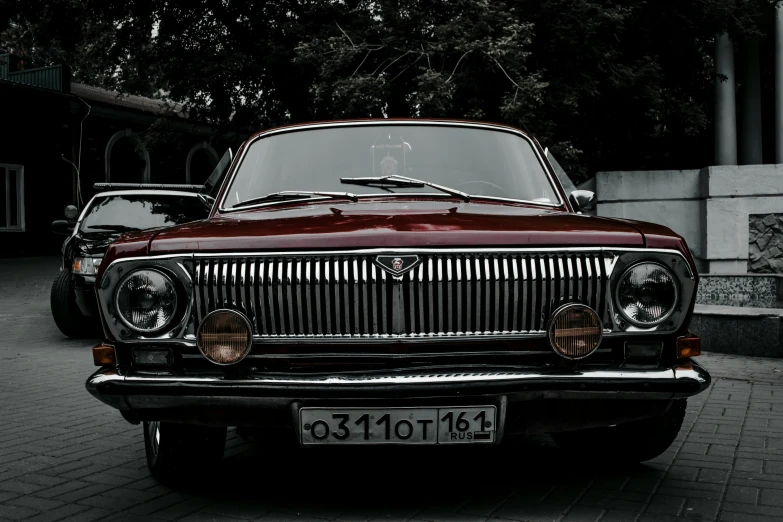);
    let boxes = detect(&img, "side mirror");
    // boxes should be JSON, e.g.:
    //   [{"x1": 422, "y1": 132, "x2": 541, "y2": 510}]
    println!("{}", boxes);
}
[
  {"x1": 64, "y1": 205, "x2": 79, "y2": 220},
  {"x1": 197, "y1": 193, "x2": 215, "y2": 211},
  {"x1": 569, "y1": 190, "x2": 596, "y2": 212},
  {"x1": 51, "y1": 220, "x2": 74, "y2": 235}
]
